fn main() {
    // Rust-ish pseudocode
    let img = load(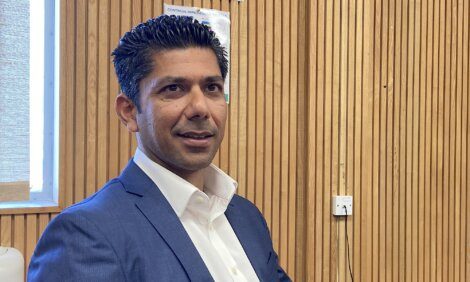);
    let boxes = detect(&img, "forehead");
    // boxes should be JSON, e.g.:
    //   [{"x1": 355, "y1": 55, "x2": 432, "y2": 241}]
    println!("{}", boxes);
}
[{"x1": 150, "y1": 47, "x2": 221, "y2": 78}]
